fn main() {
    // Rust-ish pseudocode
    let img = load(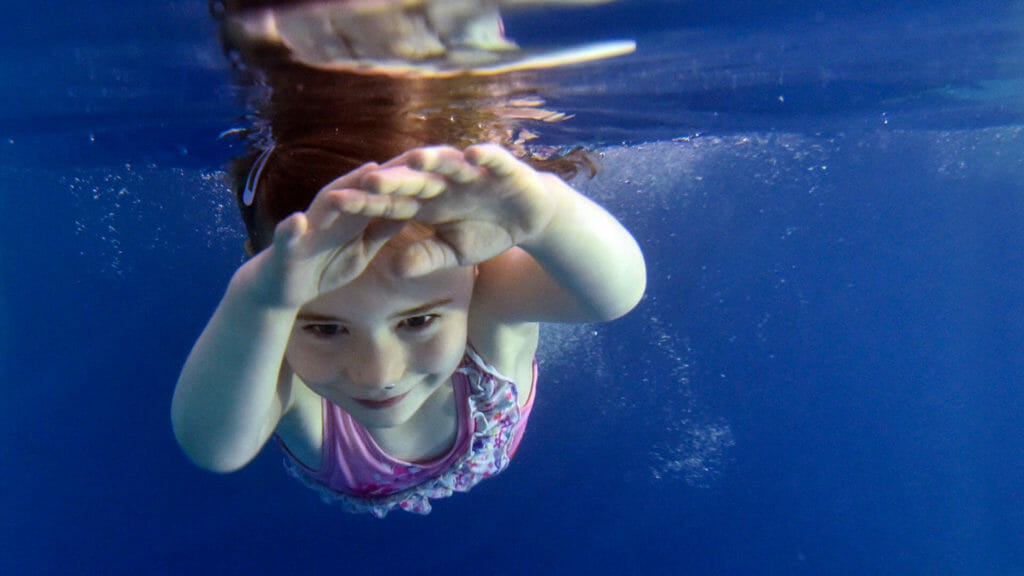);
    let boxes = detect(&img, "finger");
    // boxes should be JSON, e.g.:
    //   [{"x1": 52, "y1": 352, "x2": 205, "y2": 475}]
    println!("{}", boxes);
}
[
  {"x1": 393, "y1": 238, "x2": 461, "y2": 278},
  {"x1": 307, "y1": 163, "x2": 380, "y2": 224},
  {"x1": 465, "y1": 144, "x2": 519, "y2": 178},
  {"x1": 318, "y1": 219, "x2": 408, "y2": 284},
  {"x1": 408, "y1": 147, "x2": 480, "y2": 184},
  {"x1": 362, "y1": 166, "x2": 446, "y2": 198},
  {"x1": 272, "y1": 212, "x2": 308, "y2": 252},
  {"x1": 330, "y1": 188, "x2": 422, "y2": 220},
  {"x1": 376, "y1": 145, "x2": 461, "y2": 169},
  {"x1": 306, "y1": 190, "x2": 418, "y2": 255},
  {"x1": 379, "y1": 150, "x2": 417, "y2": 168},
  {"x1": 405, "y1": 146, "x2": 460, "y2": 170},
  {"x1": 320, "y1": 162, "x2": 380, "y2": 191},
  {"x1": 305, "y1": 191, "x2": 377, "y2": 249}
]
